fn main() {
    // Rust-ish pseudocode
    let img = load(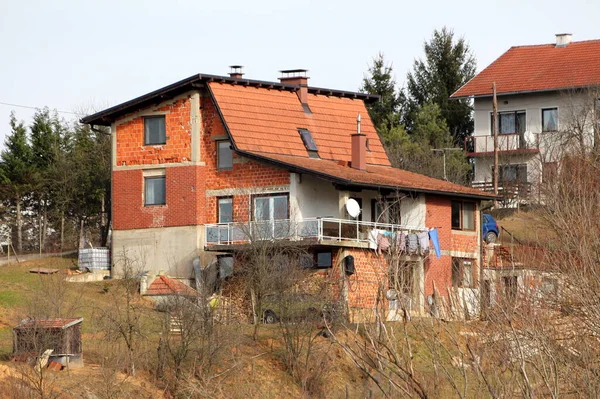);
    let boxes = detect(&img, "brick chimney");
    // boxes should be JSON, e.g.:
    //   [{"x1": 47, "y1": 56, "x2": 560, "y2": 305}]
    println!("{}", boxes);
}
[
  {"x1": 229, "y1": 65, "x2": 244, "y2": 78},
  {"x1": 351, "y1": 114, "x2": 366, "y2": 171},
  {"x1": 555, "y1": 33, "x2": 572, "y2": 47},
  {"x1": 279, "y1": 69, "x2": 309, "y2": 105}
]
